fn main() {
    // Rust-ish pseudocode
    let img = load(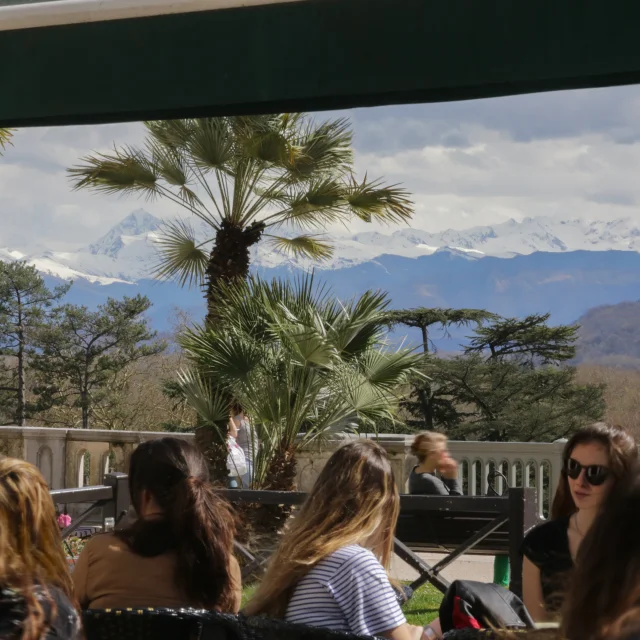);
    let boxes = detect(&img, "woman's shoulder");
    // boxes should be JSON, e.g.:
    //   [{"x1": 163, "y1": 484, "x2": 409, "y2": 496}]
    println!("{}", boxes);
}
[
  {"x1": 44, "y1": 587, "x2": 82, "y2": 639},
  {"x1": 328, "y1": 545, "x2": 386, "y2": 576},
  {"x1": 409, "y1": 468, "x2": 438, "y2": 484},
  {"x1": 326, "y1": 544, "x2": 375, "y2": 562},
  {"x1": 80, "y1": 532, "x2": 132, "y2": 563},
  {"x1": 521, "y1": 517, "x2": 570, "y2": 564},
  {"x1": 0, "y1": 585, "x2": 81, "y2": 640},
  {"x1": 82, "y1": 531, "x2": 121, "y2": 552},
  {"x1": 315, "y1": 545, "x2": 381, "y2": 573},
  {"x1": 523, "y1": 517, "x2": 569, "y2": 544}
]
